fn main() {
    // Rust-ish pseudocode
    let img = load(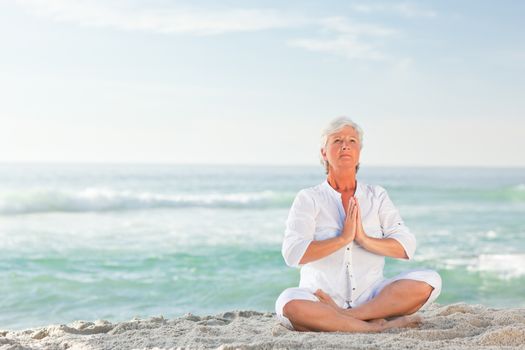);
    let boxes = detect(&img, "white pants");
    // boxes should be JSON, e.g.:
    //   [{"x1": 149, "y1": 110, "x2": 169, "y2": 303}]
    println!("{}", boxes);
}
[{"x1": 275, "y1": 268, "x2": 442, "y2": 330}]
